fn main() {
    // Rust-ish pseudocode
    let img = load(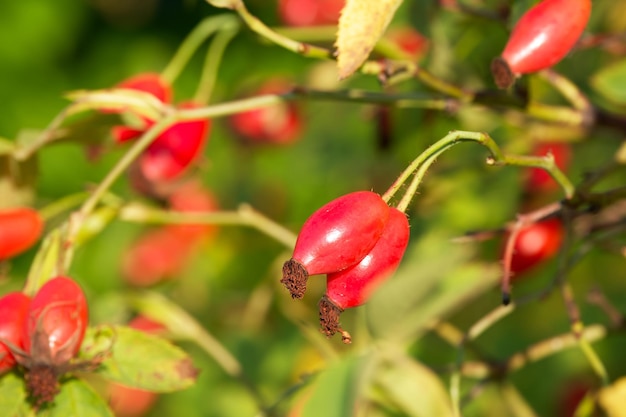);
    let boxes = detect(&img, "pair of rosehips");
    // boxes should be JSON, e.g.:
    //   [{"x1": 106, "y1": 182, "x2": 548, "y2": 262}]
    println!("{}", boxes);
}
[
  {"x1": 0, "y1": 277, "x2": 88, "y2": 406},
  {"x1": 281, "y1": 191, "x2": 410, "y2": 343}
]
